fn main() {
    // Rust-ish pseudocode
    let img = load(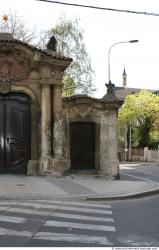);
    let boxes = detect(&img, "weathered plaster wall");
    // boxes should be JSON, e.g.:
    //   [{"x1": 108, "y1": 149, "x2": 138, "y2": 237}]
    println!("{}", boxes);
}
[{"x1": 100, "y1": 110, "x2": 119, "y2": 178}]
